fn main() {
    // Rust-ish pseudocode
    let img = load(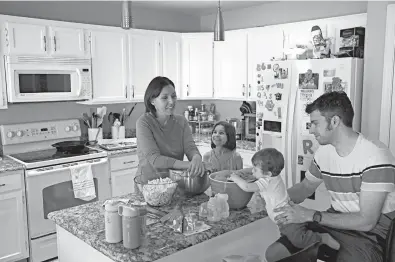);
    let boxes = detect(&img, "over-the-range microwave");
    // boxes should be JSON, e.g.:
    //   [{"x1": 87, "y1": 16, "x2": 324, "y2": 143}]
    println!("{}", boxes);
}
[{"x1": 4, "y1": 55, "x2": 92, "y2": 103}]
